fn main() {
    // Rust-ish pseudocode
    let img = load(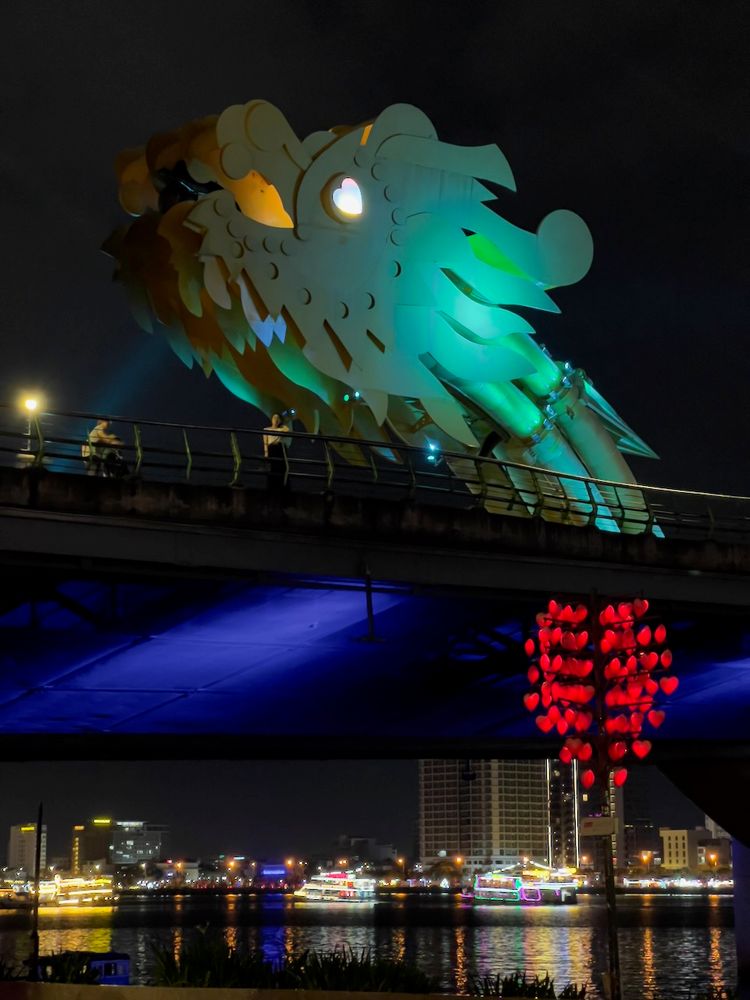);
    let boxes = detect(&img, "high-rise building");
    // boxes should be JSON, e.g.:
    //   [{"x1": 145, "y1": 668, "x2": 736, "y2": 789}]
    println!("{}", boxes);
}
[
  {"x1": 71, "y1": 818, "x2": 113, "y2": 874},
  {"x1": 705, "y1": 815, "x2": 731, "y2": 841},
  {"x1": 547, "y1": 760, "x2": 580, "y2": 869},
  {"x1": 419, "y1": 759, "x2": 579, "y2": 873},
  {"x1": 111, "y1": 821, "x2": 168, "y2": 864},
  {"x1": 579, "y1": 773, "x2": 626, "y2": 870},
  {"x1": 7, "y1": 823, "x2": 47, "y2": 875},
  {"x1": 71, "y1": 818, "x2": 168, "y2": 873}
]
